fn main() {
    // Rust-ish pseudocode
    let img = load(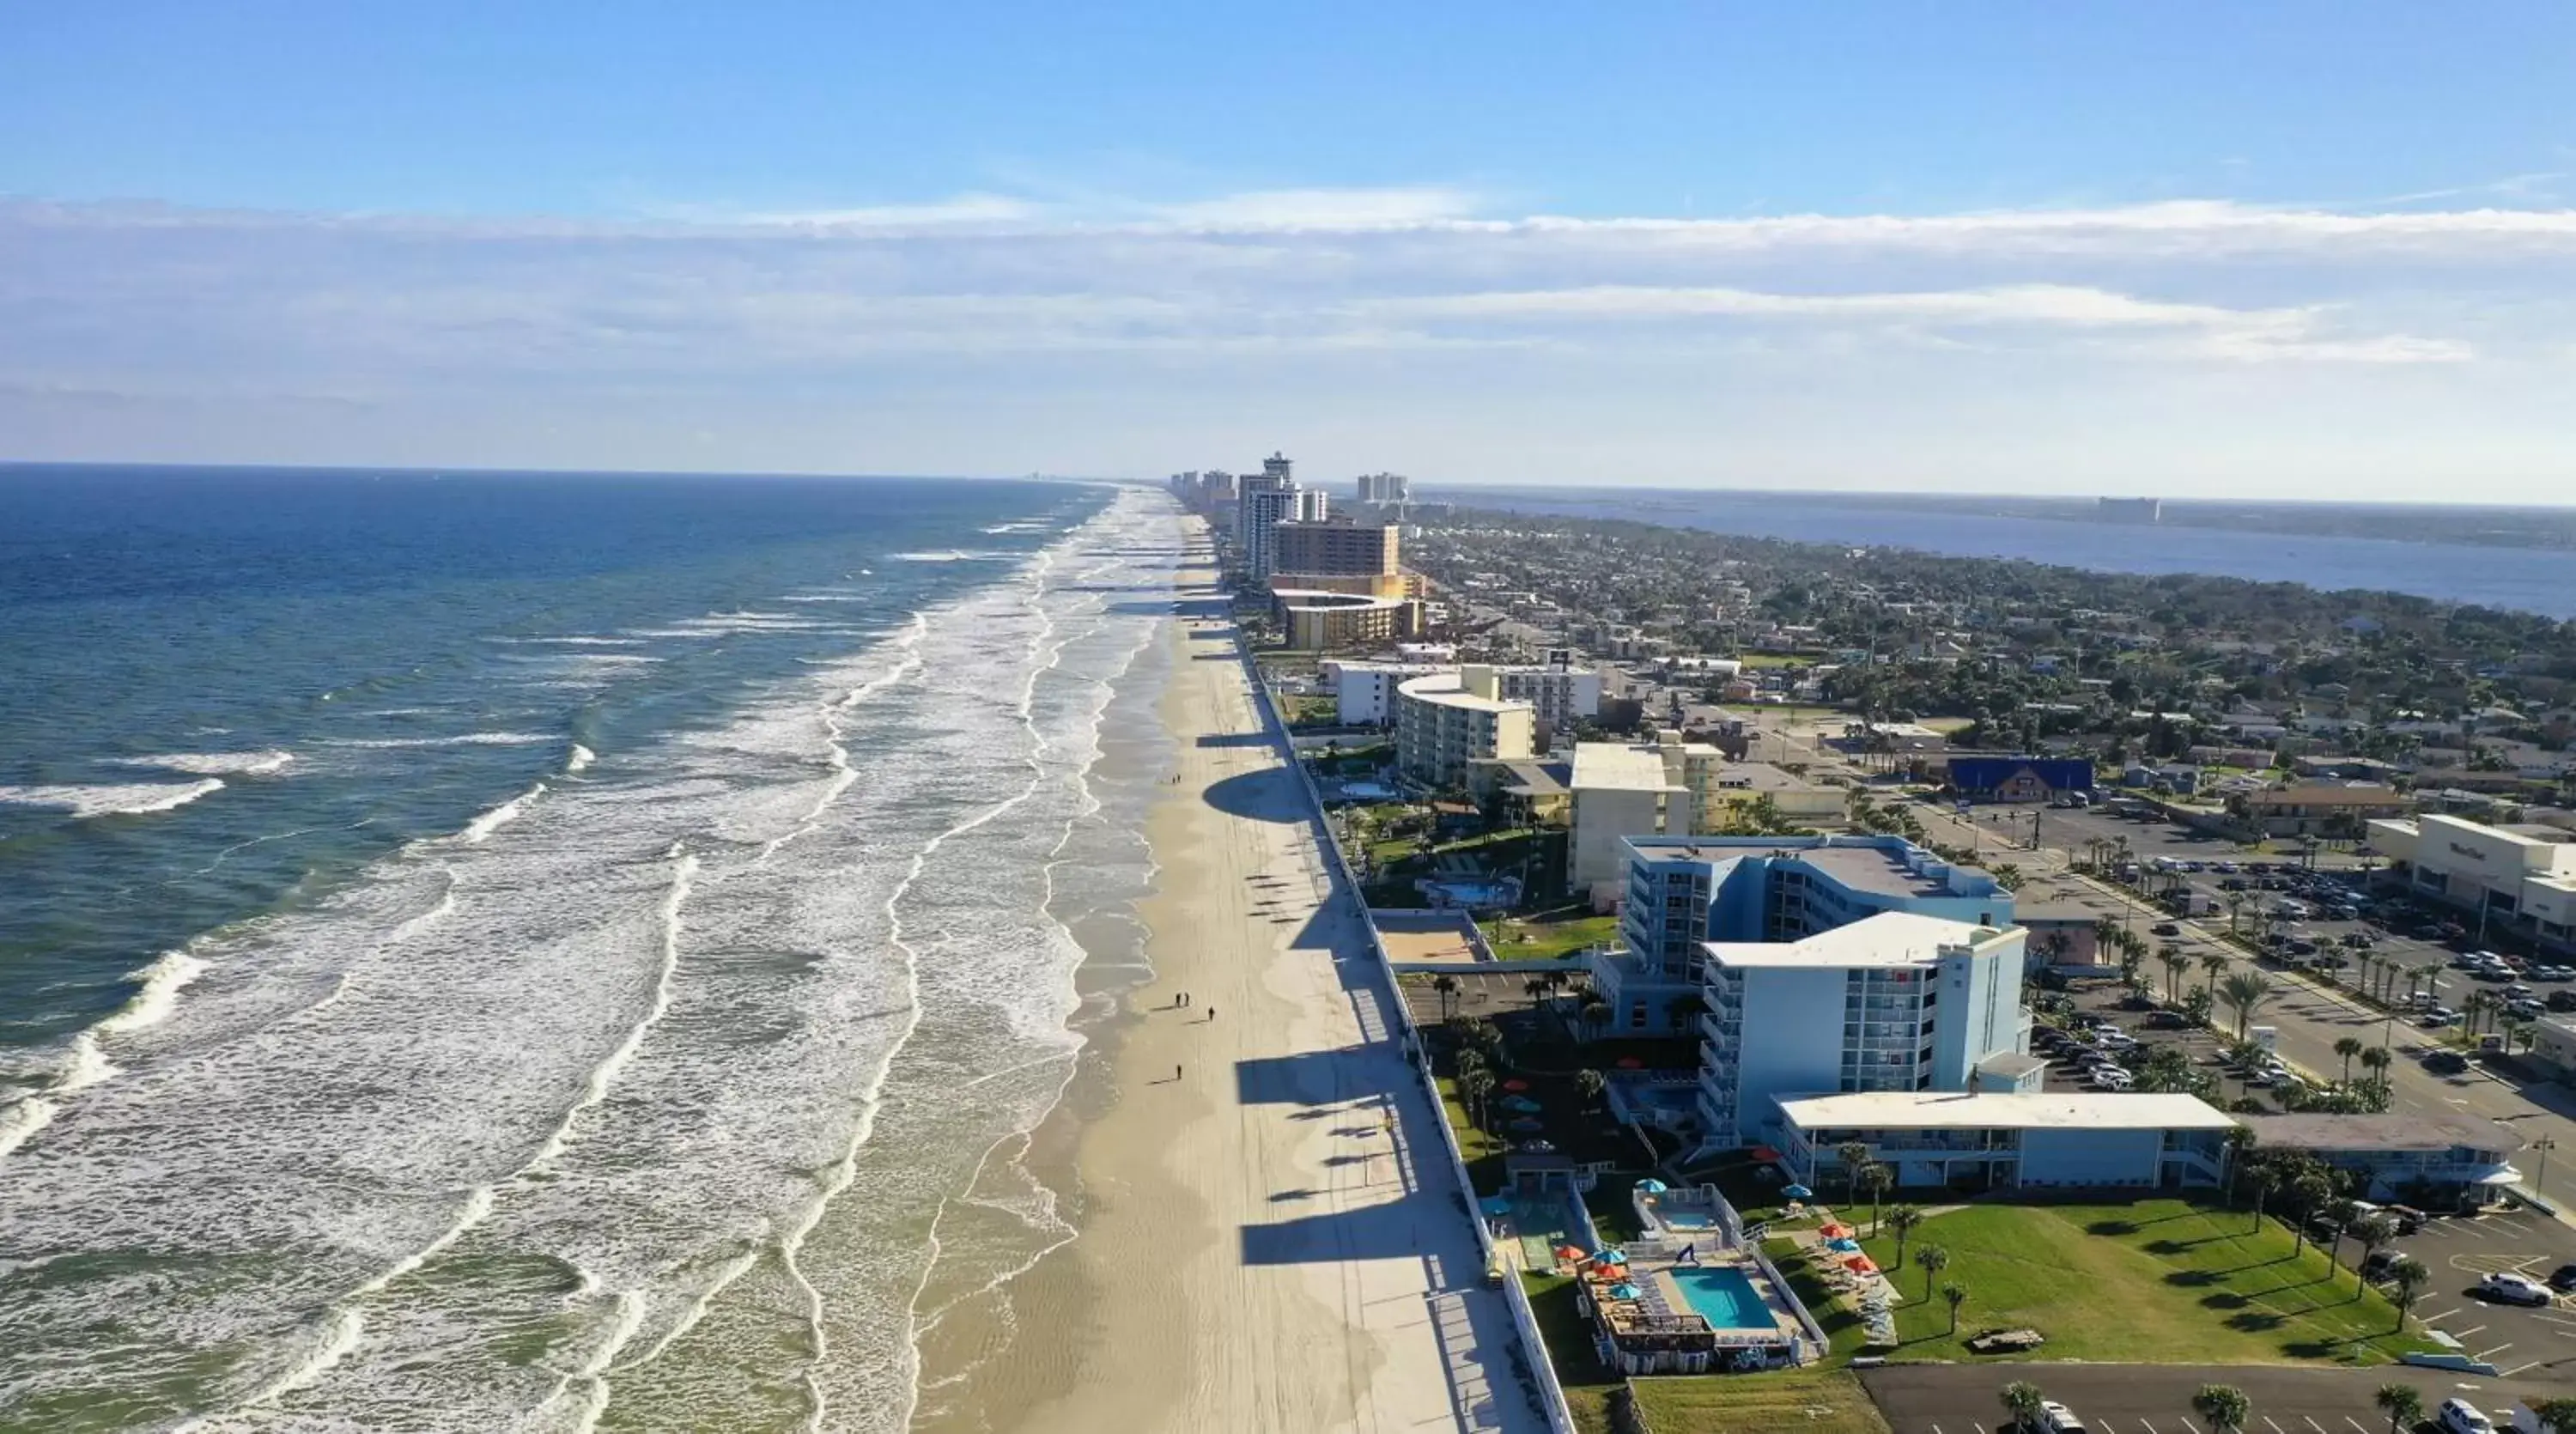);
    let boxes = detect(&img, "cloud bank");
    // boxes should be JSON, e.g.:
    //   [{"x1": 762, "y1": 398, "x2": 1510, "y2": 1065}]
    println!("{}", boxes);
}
[{"x1": 1, "y1": 189, "x2": 2570, "y2": 494}]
